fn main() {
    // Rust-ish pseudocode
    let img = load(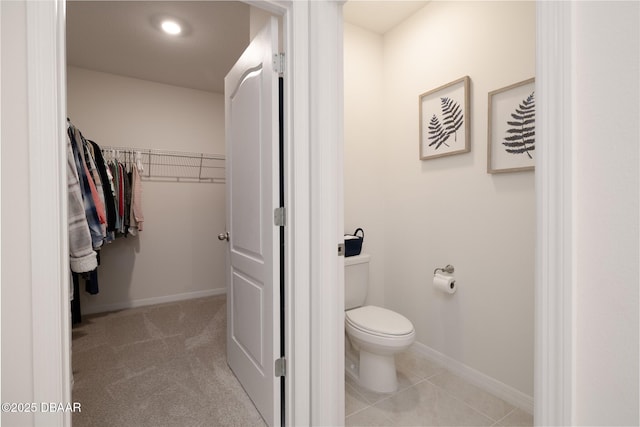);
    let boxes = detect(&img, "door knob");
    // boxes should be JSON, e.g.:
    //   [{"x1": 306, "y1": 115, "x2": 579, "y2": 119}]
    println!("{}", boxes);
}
[{"x1": 218, "y1": 232, "x2": 229, "y2": 241}]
